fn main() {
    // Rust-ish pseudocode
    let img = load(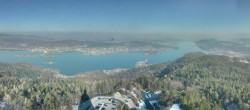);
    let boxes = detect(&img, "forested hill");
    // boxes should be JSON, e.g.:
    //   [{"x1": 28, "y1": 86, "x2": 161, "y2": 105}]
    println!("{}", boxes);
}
[
  {"x1": 0, "y1": 62, "x2": 58, "y2": 78},
  {"x1": 0, "y1": 53, "x2": 249, "y2": 110},
  {"x1": 79, "y1": 52, "x2": 250, "y2": 109},
  {"x1": 148, "y1": 52, "x2": 250, "y2": 110},
  {"x1": 158, "y1": 52, "x2": 250, "y2": 83}
]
